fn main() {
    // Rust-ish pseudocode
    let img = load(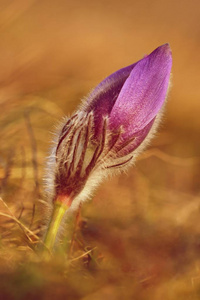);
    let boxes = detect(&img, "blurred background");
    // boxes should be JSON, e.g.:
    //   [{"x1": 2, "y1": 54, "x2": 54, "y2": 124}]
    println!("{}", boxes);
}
[{"x1": 0, "y1": 0, "x2": 200, "y2": 299}]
